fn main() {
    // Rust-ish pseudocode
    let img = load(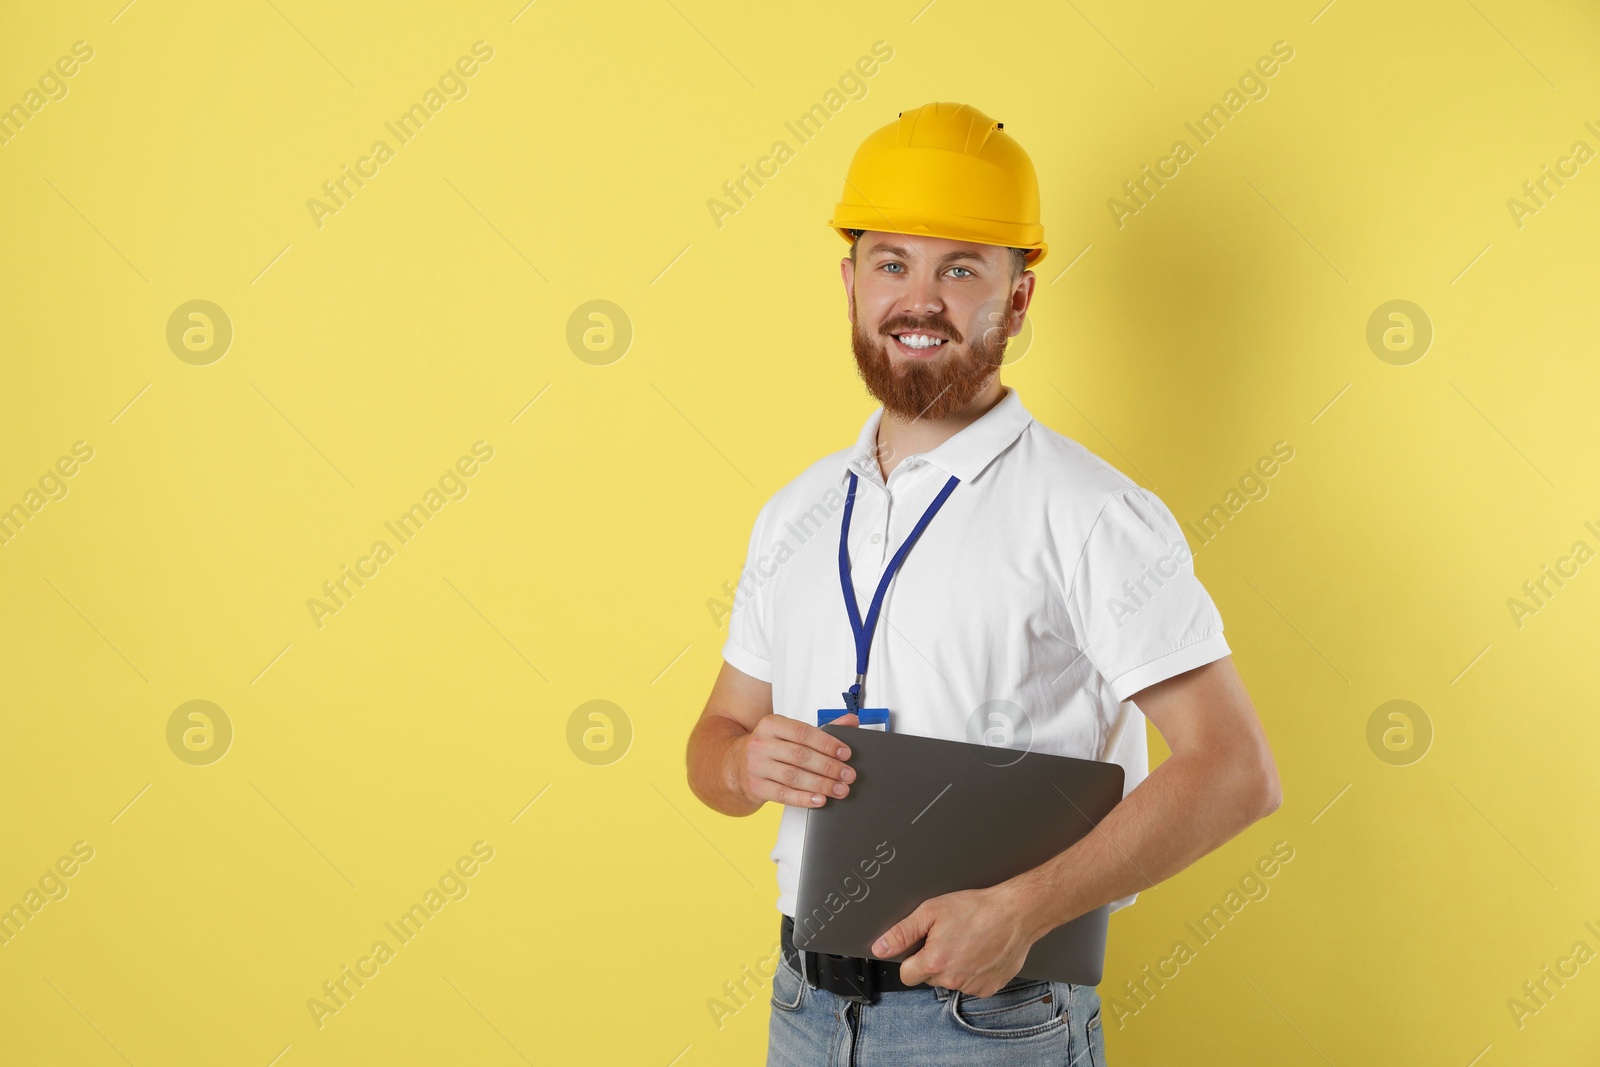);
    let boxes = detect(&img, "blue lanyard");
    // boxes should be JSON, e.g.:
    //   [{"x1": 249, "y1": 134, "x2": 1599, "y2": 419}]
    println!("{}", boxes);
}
[{"x1": 837, "y1": 467, "x2": 960, "y2": 713}]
